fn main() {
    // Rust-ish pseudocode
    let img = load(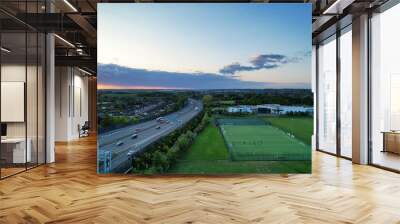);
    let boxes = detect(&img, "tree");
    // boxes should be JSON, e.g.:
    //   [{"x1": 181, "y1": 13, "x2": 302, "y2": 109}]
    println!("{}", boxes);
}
[
  {"x1": 101, "y1": 114, "x2": 112, "y2": 129},
  {"x1": 202, "y1": 95, "x2": 213, "y2": 106},
  {"x1": 151, "y1": 151, "x2": 169, "y2": 172},
  {"x1": 130, "y1": 111, "x2": 205, "y2": 173}
]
